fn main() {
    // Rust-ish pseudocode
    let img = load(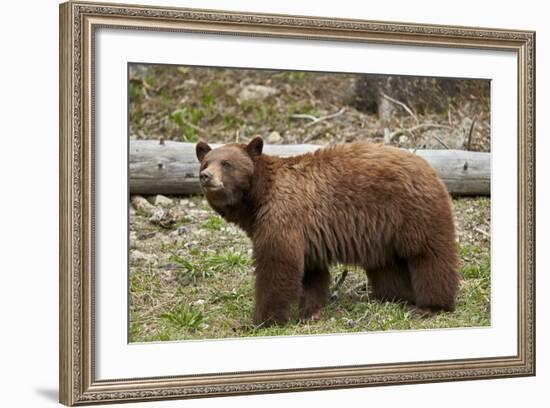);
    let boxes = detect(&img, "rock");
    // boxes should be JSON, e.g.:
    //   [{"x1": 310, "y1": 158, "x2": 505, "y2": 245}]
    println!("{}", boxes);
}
[
  {"x1": 131, "y1": 195, "x2": 157, "y2": 216},
  {"x1": 188, "y1": 201, "x2": 196, "y2": 208},
  {"x1": 267, "y1": 131, "x2": 282, "y2": 144},
  {"x1": 170, "y1": 207, "x2": 188, "y2": 220},
  {"x1": 148, "y1": 208, "x2": 177, "y2": 228},
  {"x1": 153, "y1": 194, "x2": 173, "y2": 207},
  {"x1": 137, "y1": 231, "x2": 156, "y2": 240},
  {"x1": 193, "y1": 299, "x2": 206, "y2": 306},
  {"x1": 149, "y1": 208, "x2": 165, "y2": 224},
  {"x1": 345, "y1": 318, "x2": 356, "y2": 328},
  {"x1": 130, "y1": 250, "x2": 154, "y2": 263},
  {"x1": 238, "y1": 84, "x2": 278, "y2": 102},
  {"x1": 176, "y1": 226, "x2": 189, "y2": 235},
  {"x1": 182, "y1": 78, "x2": 198, "y2": 89}
]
